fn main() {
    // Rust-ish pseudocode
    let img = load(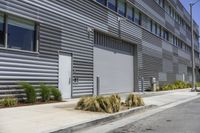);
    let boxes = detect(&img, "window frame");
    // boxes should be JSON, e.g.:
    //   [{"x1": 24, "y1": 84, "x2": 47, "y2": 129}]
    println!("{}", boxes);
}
[
  {"x1": 0, "y1": 13, "x2": 38, "y2": 53},
  {"x1": 0, "y1": 13, "x2": 5, "y2": 47}
]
